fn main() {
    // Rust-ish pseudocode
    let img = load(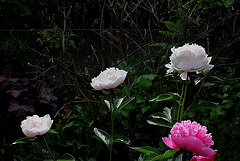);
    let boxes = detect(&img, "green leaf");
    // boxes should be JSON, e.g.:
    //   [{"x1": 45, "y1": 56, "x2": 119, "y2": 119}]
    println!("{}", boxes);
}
[
  {"x1": 104, "y1": 100, "x2": 113, "y2": 112},
  {"x1": 61, "y1": 121, "x2": 80, "y2": 132},
  {"x1": 136, "y1": 75, "x2": 158, "y2": 90},
  {"x1": 151, "y1": 112, "x2": 170, "y2": 122},
  {"x1": 150, "y1": 42, "x2": 168, "y2": 47},
  {"x1": 163, "y1": 21, "x2": 176, "y2": 32},
  {"x1": 69, "y1": 40, "x2": 76, "y2": 49},
  {"x1": 224, "y1": 0, "x2": 232, "y2": 7},
  {"x1": 191, "y1": 100, "x2": 220, "y2": 110},
  {"x1": 163, "y1": 107, "x2": 172, "y2": 123},
  {"x1": 116, "y1": 97, "x2": 135, "y2": 114},
  {"x1": 149, "y1": 106, "x2": 178, "y2": 126},
  {"x1": 130, "y1": 146, "x2": 160, "y2": 155},
  {"x1": 137, "y1": 95, "x2": 146, "y2": 103},
  {"x1": 147, "y1": 119, "x2": 172, "y2": 128},
  {"x1": 93, "y1": 128, "x2": 112, "y2": 150},
  {"x1": 114, "y1": 136, "x2": 130, "y2": 145},
  {"x1": 175, "y1": 154, "x2": 183, "y2": 161},
  {"x1": 142, "y1": 74, "x2": 158, "y2": 80},
  {"x1": 121, "y1": 119, "x2": 129, "y2": 128},
  {"x1": 159, "y1": 31, "x2": 173, "y2": 37},
  {"x1": 114, "y1": 97, "x2": 125, "y2": 110},
  {"x1": 138, "y1": 154, "x2": 144, "y2": 161},
  {"x1": 12, "y1": 137, "x2": 37, "y2": 145},
  {"x1": 142, "y1": 105, "x2": 151, "y2": 113},
  {"x1": 151, "y1": 149, "x2": 178, "y2": 161},
  {"x1": 57, "y1": 153, "x2": 75, "y2": 161},
  {"x1": 142, "y1": 154, "x2": 157, "y2": 161},
  {"x1": 149, "y1": 93, "x2": 180, "y2": 103},
  {"x1": 203, "y1": 82, "x2": 215, "y2": 87},
  {"x1": 163, "y1": 149, "x2": 178, "y2": 158},
  {"x1": 209, "y1": 76, "x2": 223, "y2": 81},
  {"x1": 48, "y1": 129, "x2": 58, "y2": 134}
]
